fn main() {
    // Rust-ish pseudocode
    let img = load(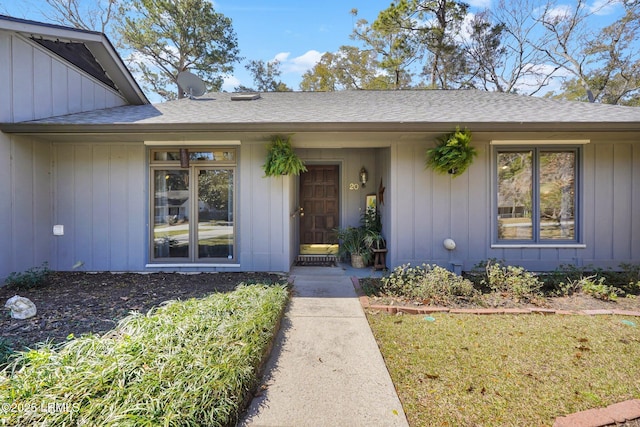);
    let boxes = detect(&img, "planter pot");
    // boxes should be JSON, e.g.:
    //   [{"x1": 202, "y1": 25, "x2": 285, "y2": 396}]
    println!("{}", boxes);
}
[{"x1": 350, "y1": 254, "x2": 366, "y2": 269}]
